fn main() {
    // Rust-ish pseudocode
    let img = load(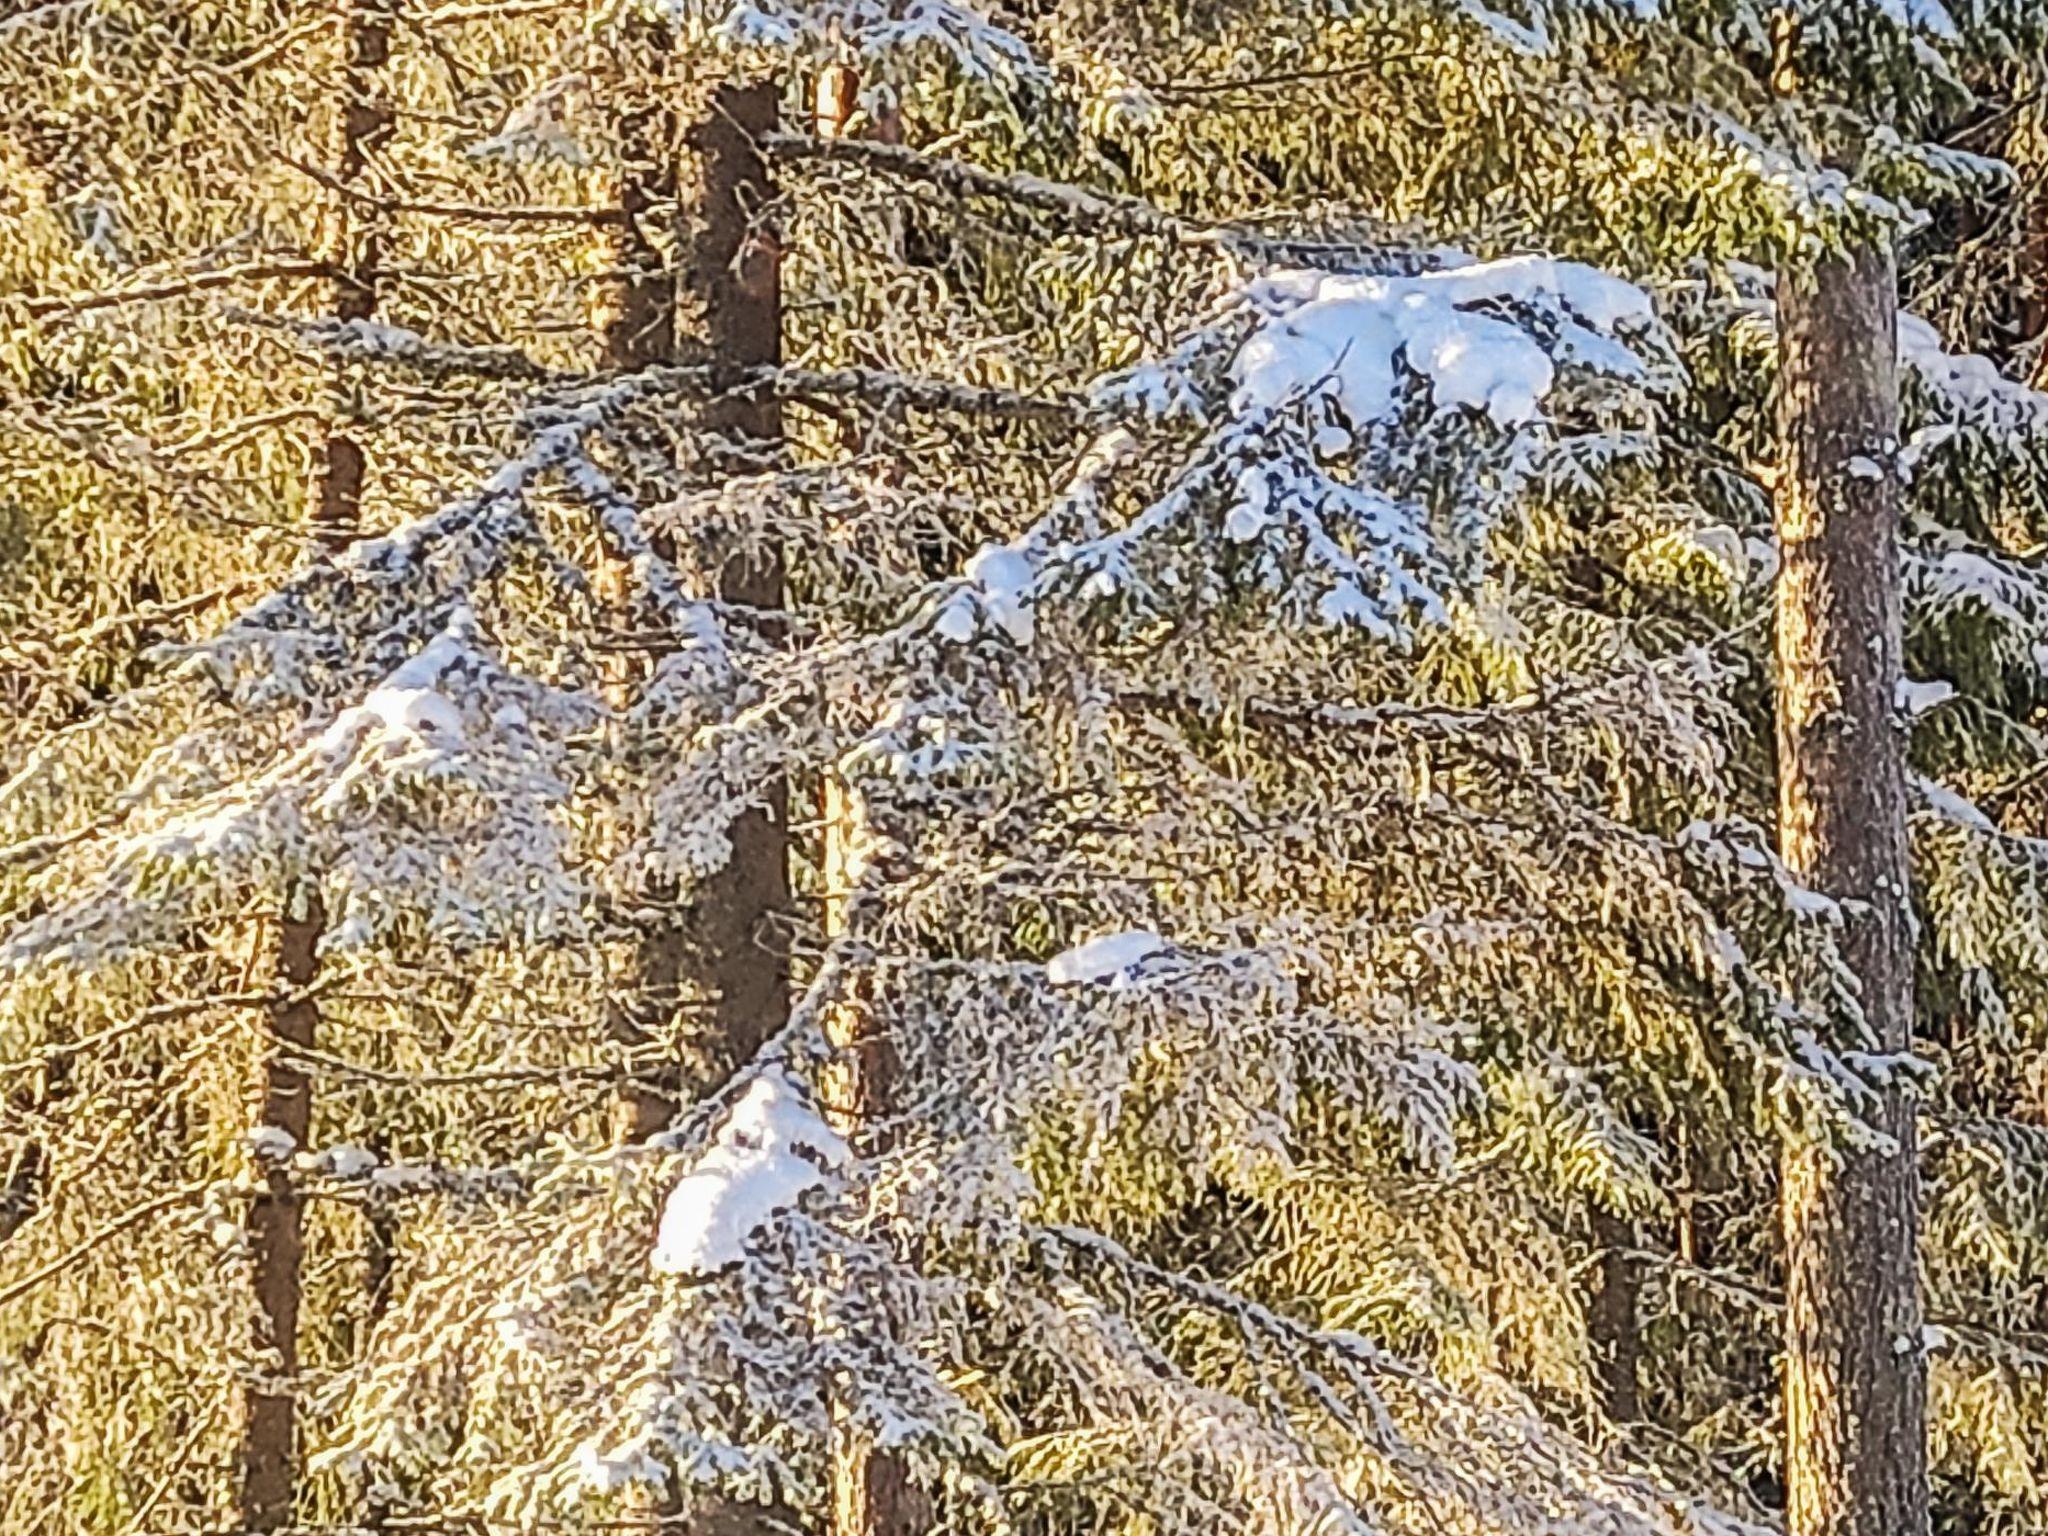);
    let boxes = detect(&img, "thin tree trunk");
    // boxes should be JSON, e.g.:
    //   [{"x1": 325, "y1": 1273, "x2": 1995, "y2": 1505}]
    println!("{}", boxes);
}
[
  {"x1": 238, "y1": 885, "x2": 326, "y2": 1531},
  {"x1": 678, "y1": 79, "x2": 793, "y2": 1090},
  {"x1": 239, "y1": 6, "x2": 389, "y2": 1521},
  {"x1": 2022, "y1": 143, "x2": 2048, "y2": 383},
  {"x1": 809, "y1": 71, "x2": 926, "y2": 1536},
  {"x1": 310, "y1": 0, "x2": 393, "y2": 551},
  {"x1": 1773, "y1": 235, "x2": 1931, "y2": 1536},
  {"x1": 820, "y1": 777, "x2": 928, "y2": 1536},
  {"x1": 1585, "y1": 1206, "x2": 1640, "y2": 1427},
  {"x1": 0, "y1": 1134, "x2": 44, "y2": 1244}
]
